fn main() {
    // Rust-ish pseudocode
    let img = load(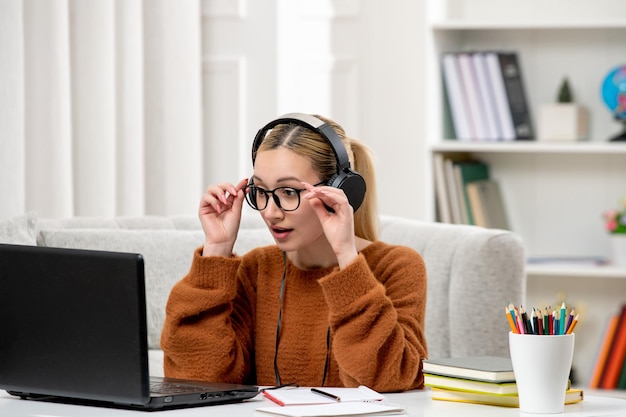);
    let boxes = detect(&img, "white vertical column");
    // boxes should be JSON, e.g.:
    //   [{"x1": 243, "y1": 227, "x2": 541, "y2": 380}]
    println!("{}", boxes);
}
[
  {"x1": 0, "y1": 0, "x2": 25, "y2": 218},
  {"x1": 23, "y1": 0, "x2": 74, "y2": 218},
  {"x1": 144, "y1": 0, "x2": 203, "y2": 215},
  {"x1": 69, "y1": 0, "x2": 116, "y2": 216},
  {"x1": 115, "y1": 0, "x2": 145, "y2": 215}
]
